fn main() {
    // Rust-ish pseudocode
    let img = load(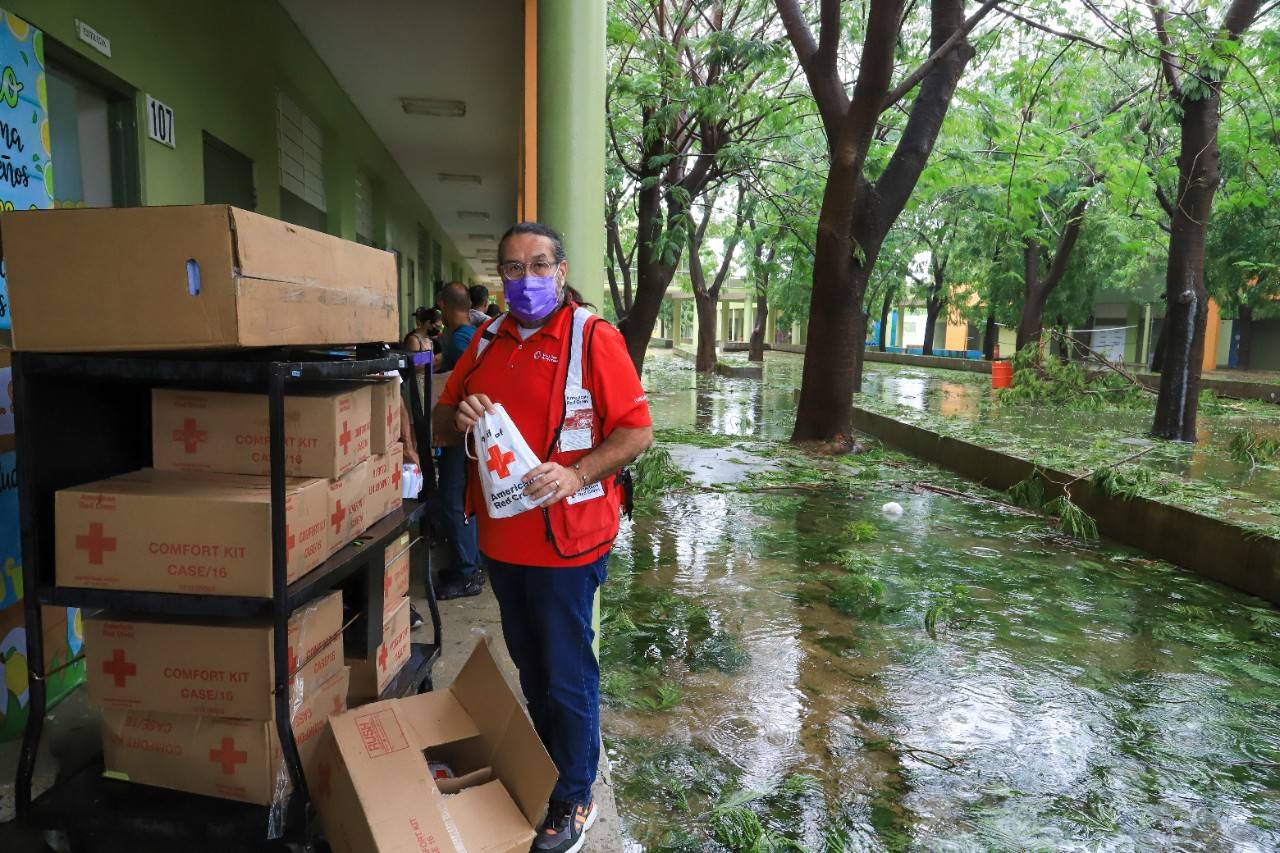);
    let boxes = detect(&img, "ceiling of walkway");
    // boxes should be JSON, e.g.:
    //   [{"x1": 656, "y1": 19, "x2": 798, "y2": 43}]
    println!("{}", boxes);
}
[{"x1": 281, "y1": 0, "x2": 522, "y2": 283}]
